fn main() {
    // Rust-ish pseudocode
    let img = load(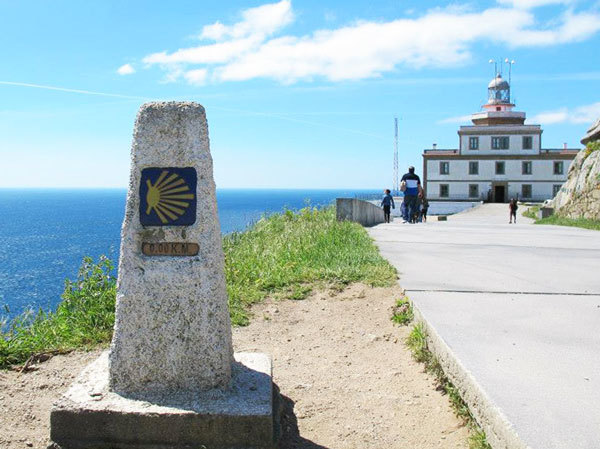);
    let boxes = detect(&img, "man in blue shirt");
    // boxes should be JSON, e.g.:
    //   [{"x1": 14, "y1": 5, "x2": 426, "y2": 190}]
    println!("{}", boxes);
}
[
  {"x1": 380, "y1": 189, "x2": 395, "y2": 223},
  {"x1": 401, "y1": 166, "x2": 422, "y2": 223}
]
